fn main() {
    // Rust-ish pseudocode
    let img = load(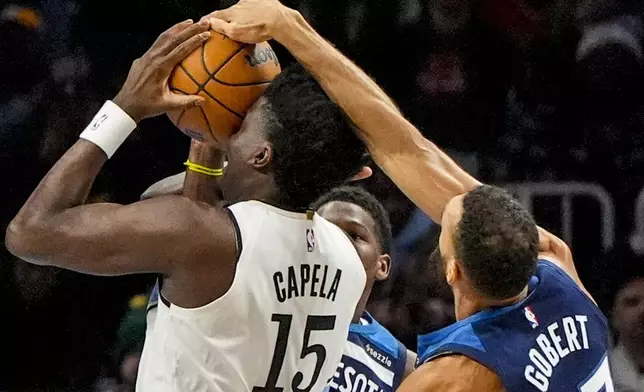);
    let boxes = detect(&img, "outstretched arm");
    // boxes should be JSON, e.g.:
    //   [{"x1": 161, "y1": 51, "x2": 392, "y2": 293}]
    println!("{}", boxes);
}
[
  {"x1": 271, "y1": 11, "x2": 589, "y2": 294},
  {"x1": 206, "y1": 1, "x2": 589, "y2": 292},
  {"x1": 276, "y1": 16, "x2": 482, "y2": 223},
  {"x1": 5, "y1": 20, "x2": 223, "y2": 276},
  {"x1": 206, "y1": 3, "x2": 480, "y2": 223}
]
